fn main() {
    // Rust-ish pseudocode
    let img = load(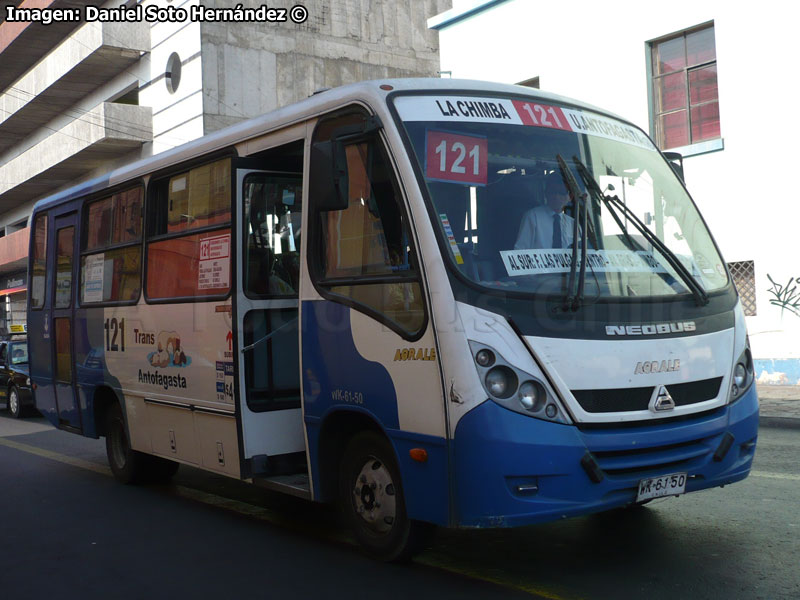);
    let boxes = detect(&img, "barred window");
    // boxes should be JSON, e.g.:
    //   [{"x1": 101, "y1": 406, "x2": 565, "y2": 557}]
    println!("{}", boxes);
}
[{"x1": 728, "y1": 260, "x2": 756, "y2": 316}]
